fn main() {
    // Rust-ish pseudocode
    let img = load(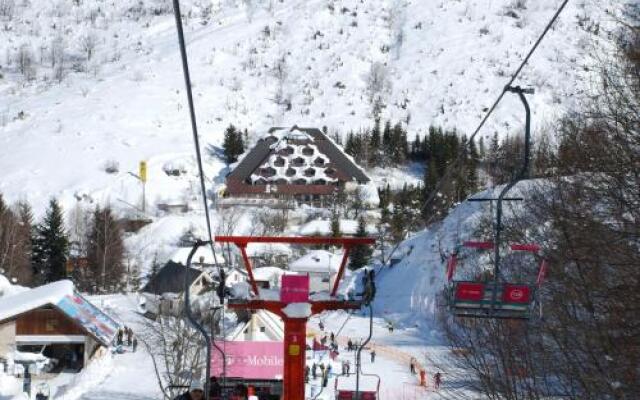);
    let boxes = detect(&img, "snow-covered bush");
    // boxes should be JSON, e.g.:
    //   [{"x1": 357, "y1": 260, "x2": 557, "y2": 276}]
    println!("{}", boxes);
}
[{"x1": 103, "y1": 160, "x2": 120, "y2": 174}]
